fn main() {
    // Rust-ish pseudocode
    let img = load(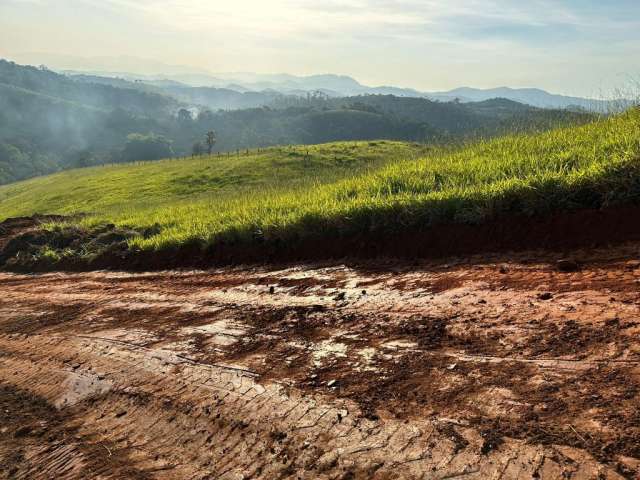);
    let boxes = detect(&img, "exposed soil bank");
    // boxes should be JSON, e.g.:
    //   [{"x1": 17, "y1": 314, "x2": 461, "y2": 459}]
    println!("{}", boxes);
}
[
  {"x1": 195, "y1": 204, "x2": 640, "y2": 268},
  {"x1": 3, "y1": 205, "x2": 640, "y2": 272}
]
